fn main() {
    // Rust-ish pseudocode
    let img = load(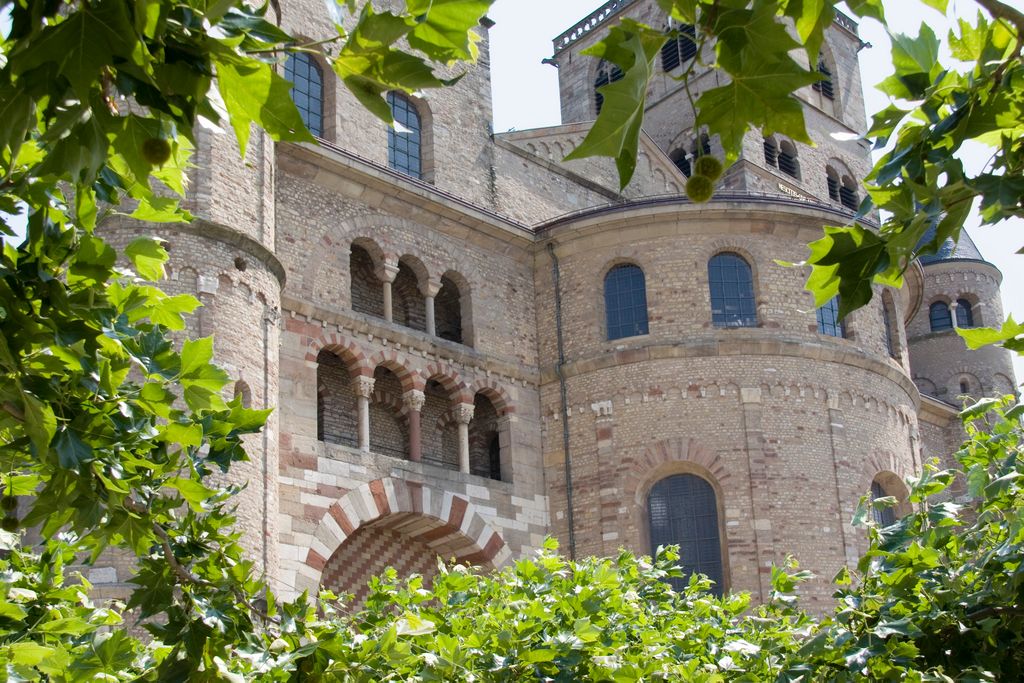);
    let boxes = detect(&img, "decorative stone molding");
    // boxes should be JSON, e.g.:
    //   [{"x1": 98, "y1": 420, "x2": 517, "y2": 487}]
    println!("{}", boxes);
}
[
  {"x1": 454, "y1": 403, "x2": 475, "y2": 425},
  {"x1": 353, "y1": 376, "x2": 375, "y2": 399},
  {"x1": 403, "y1": 389, "x2": 426, "y2": 412}
]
